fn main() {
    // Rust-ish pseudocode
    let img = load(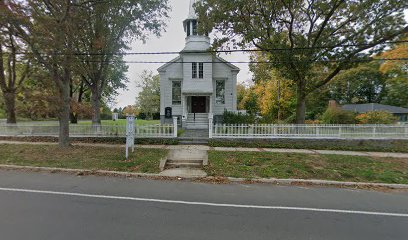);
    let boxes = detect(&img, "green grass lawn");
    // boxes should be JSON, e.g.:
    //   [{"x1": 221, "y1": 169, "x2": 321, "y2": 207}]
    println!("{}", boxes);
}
[
  {"x1": 78, "y1": 119, "x2": 160, "y2": 126},
  {"x1": 0, "y1": 144, "x2": 167, "y2": 173},
  {"x1": 206, "y1": 151, "x2": 408, "y2": 184},
  {"x1": 0, "y1": 119, "x2": 160, "y2": 126}
]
